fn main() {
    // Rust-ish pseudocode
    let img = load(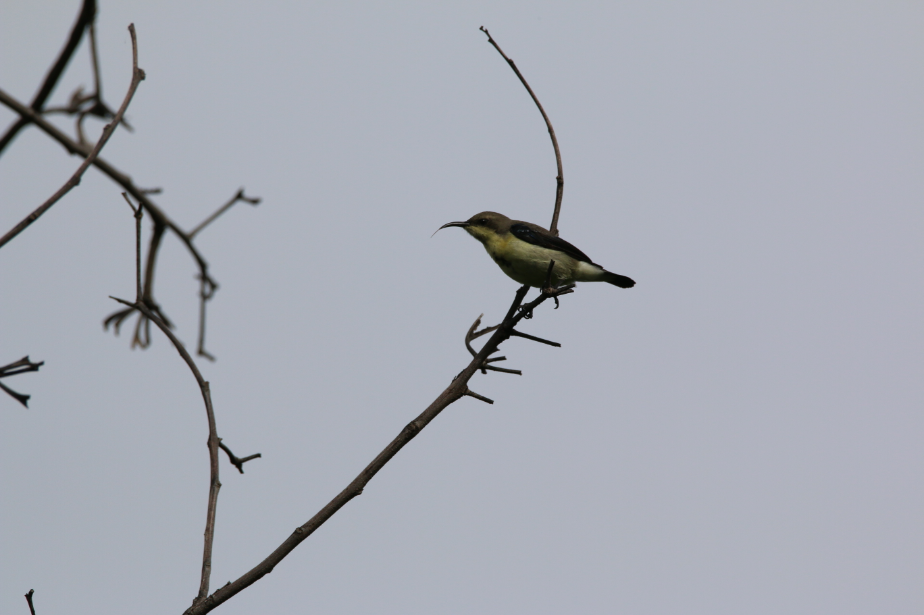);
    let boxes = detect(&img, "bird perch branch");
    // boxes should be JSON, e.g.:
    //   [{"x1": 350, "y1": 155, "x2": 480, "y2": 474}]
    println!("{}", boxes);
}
[
  {"x1": 480, "y1": 26, "x2": 564, "y2": 236},
  {"x1": 182, "y1": 280, "x2": 569, "y2": 615}
]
